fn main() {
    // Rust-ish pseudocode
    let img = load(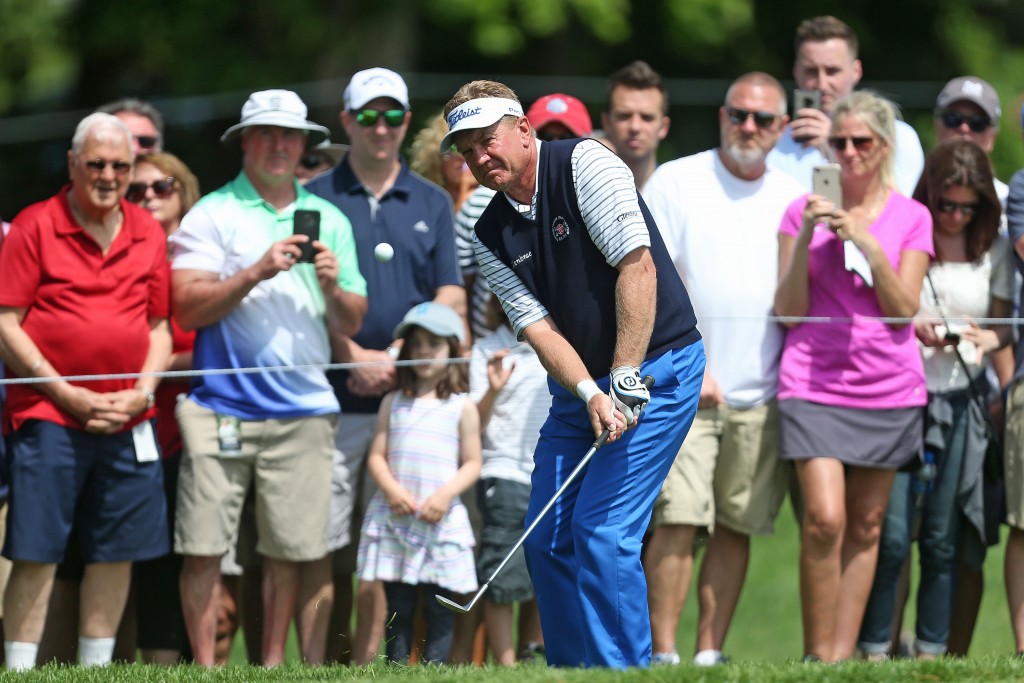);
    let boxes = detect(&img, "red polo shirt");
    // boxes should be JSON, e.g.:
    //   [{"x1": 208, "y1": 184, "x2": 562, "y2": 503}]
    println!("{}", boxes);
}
[{"x1": 0, "y1": 186, "x2": 170, "y2": 433}]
